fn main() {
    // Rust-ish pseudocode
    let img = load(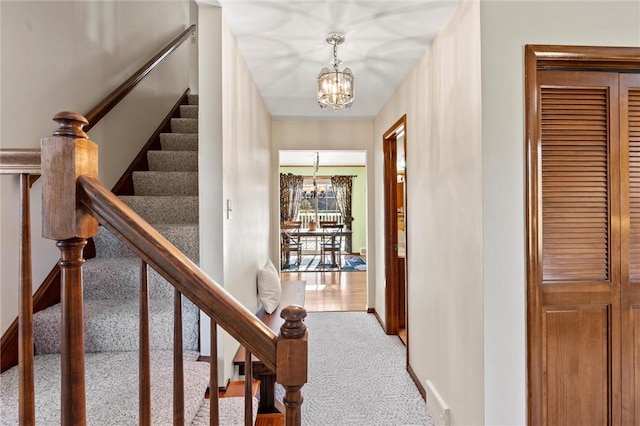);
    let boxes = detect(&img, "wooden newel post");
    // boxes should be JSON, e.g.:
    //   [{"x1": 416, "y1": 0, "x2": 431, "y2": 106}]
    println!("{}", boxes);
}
[
  {"x1": 40, "y1": 112, "x2": 99, "y2": 426},
  {"x1": 277, "y1": 305, "x2": 308, "y2": 426}
]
